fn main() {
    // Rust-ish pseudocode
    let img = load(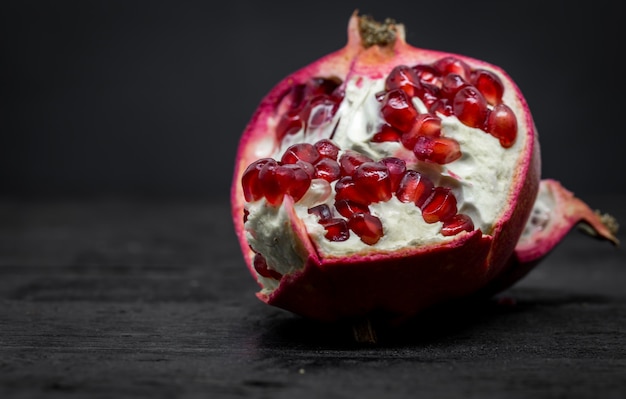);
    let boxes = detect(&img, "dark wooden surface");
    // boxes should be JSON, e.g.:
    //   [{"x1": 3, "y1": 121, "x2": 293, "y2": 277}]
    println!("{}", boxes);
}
[{"x1": 1, "y1": 197, "x2": 625, "y2": 398}]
